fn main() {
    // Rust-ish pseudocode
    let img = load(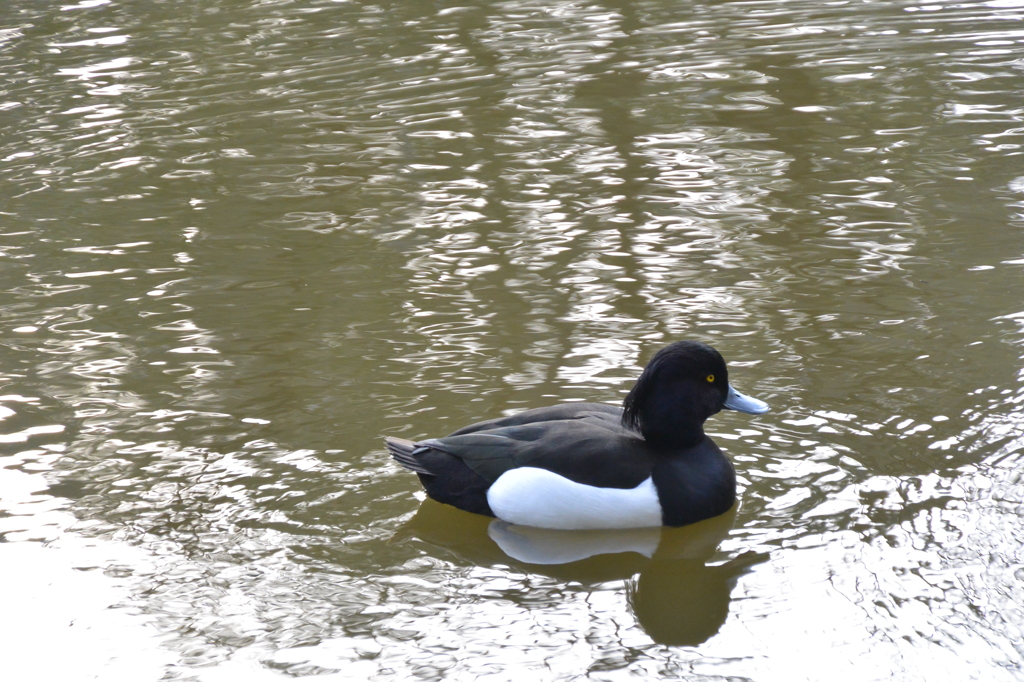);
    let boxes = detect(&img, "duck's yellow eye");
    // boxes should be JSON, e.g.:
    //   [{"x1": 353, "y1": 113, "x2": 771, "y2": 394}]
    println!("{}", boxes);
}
[{"x1": 706, "y1": 374, "x2": 715, "y2": 383}]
